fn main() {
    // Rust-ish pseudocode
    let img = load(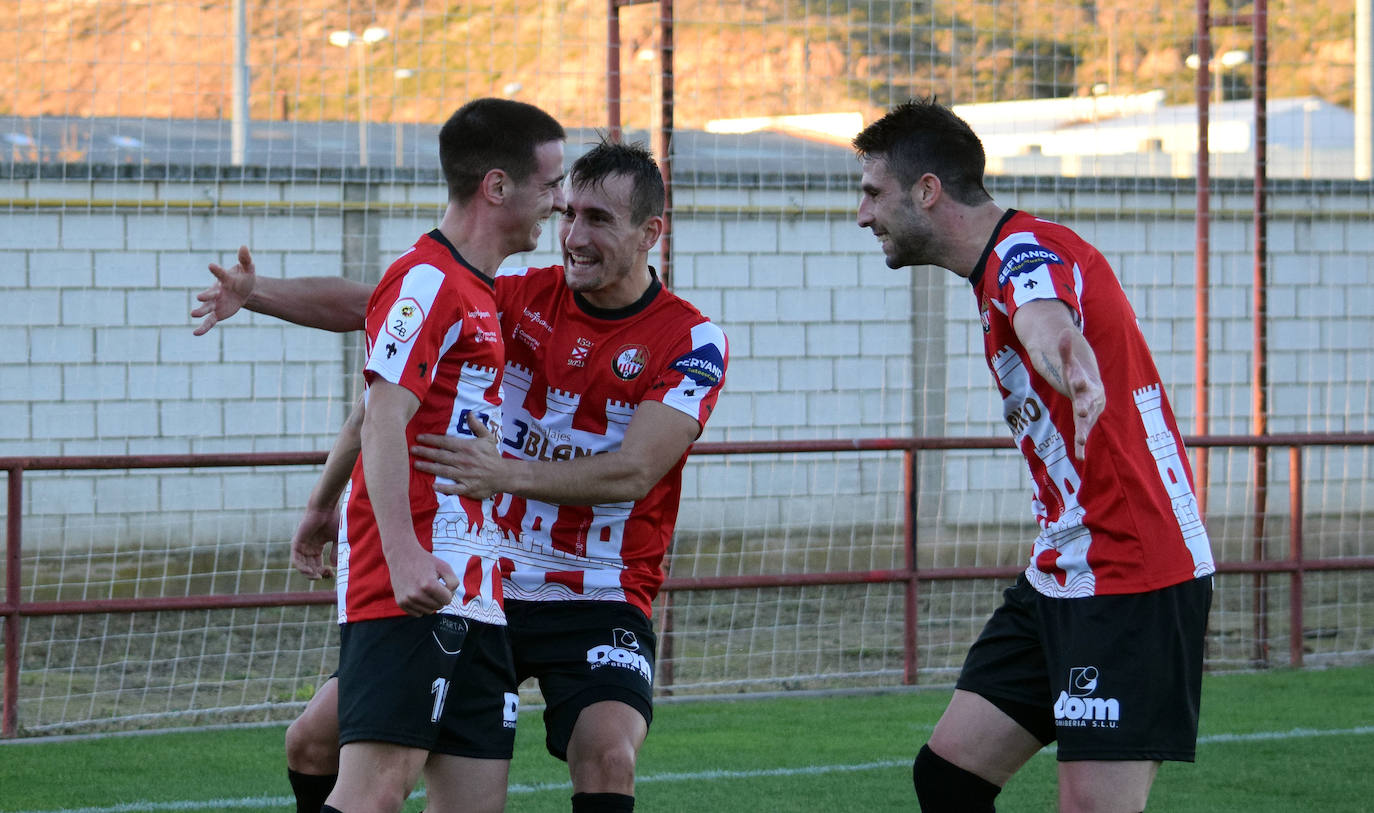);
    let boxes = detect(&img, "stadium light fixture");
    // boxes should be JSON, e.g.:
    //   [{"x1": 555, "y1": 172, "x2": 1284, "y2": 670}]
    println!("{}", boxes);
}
[
  {"x1": 1185, "y1": 50, "x2": 1250, "y2": 104},
  {"x1": 329, "y1": 27, "x2": 390, "y2": 166}
]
